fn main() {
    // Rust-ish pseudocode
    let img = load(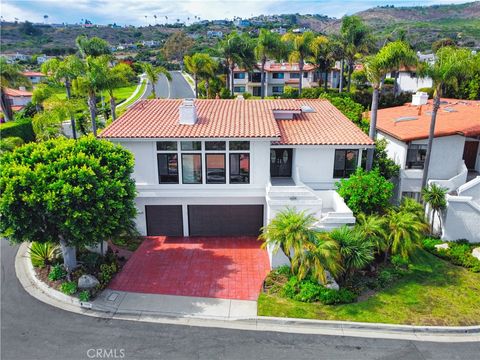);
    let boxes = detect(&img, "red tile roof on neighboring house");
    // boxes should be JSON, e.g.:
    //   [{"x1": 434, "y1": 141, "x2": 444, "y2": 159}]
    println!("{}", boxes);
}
[
  {"x1": 101, "y1": 99, "x2": 373, "y2": 146},
  {"x1": 234, "y1": 62, "x2": 316, "y2": 72},
  {"x1": 4, "y1": 88, "x2": 32, "y2": 97},
  {"x1": 376, "y1": 99, "x2": 480, "y2": 142},
  {"x1": 22, "y1": 71, "x2": 45, "y2": 77}
]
